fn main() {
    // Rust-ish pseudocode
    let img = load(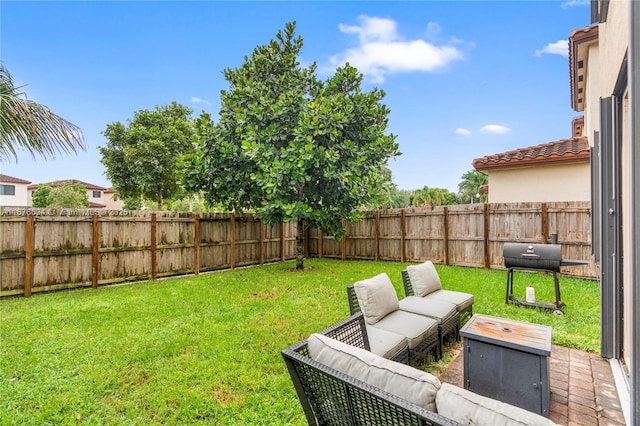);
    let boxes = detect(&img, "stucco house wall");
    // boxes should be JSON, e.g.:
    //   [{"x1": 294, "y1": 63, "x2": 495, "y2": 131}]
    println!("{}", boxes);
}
[
  {"x1": 473, "y1": 137, "x2": 590, "y2": 204},
  {"x1": 482, "y1": 163, "x2": 590, "y2": 203}
]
